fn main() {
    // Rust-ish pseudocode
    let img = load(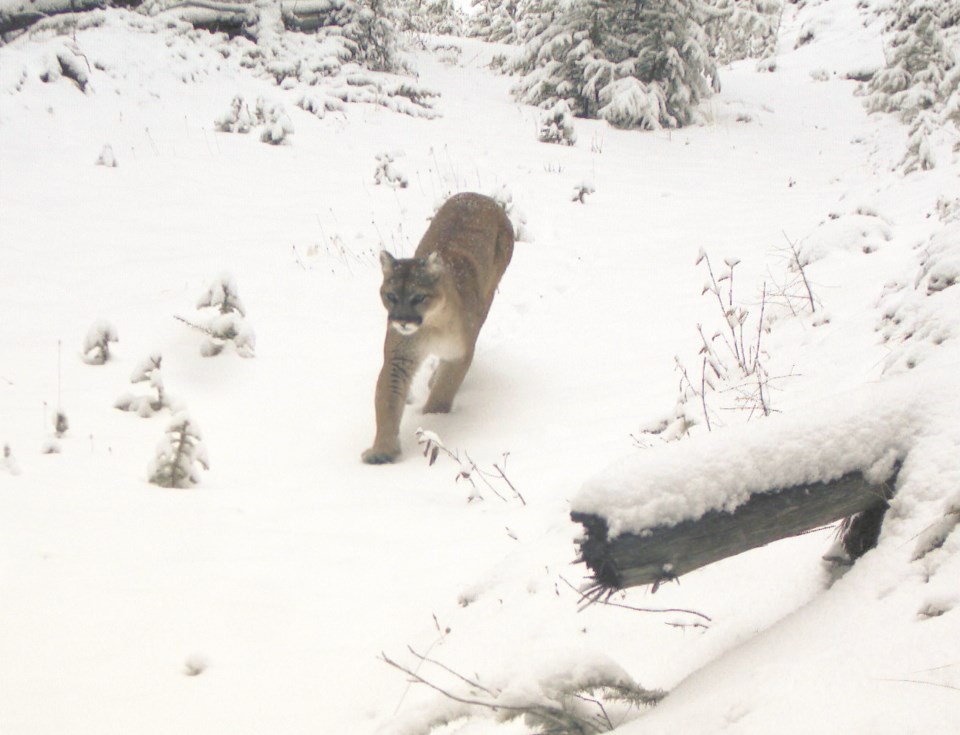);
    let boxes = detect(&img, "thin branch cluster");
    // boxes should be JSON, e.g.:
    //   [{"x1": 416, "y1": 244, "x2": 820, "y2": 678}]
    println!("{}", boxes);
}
[
  {"x1": 642, "y1": 248, "x2": 814, "y2": 442},
  {"x1": 381, "y1": 646, "x2": 664, "y2": 734},
  {"x1": 415, "y1": 428, "x2": 525, "y2": 505}
]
